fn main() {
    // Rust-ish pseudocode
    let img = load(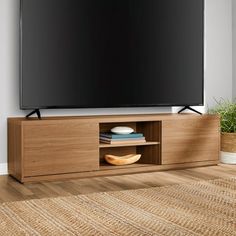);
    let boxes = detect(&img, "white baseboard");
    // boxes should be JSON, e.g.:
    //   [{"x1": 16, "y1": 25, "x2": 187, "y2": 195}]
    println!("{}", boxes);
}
[{"x1": 0, "y1": 163, "x2": 8, "y2": 175}]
